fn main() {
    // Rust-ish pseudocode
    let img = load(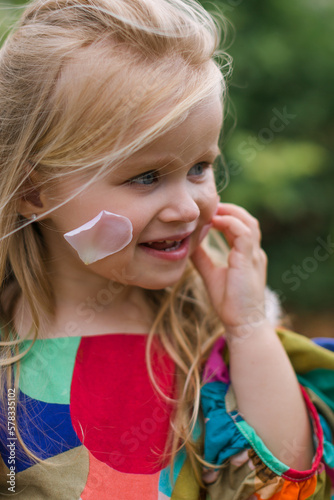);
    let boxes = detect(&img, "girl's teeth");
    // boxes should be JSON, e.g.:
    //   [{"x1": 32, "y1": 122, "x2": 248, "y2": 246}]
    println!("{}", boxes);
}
[
  {"x1": 164, "y1": 242, "x2": 181, "y2": 251},
  {"x1": 144, "y1": 240, "x2": 182, "y2": 251},
  {"x1": 147, "y1": 240, "x2": 175, "y2": 247}
]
